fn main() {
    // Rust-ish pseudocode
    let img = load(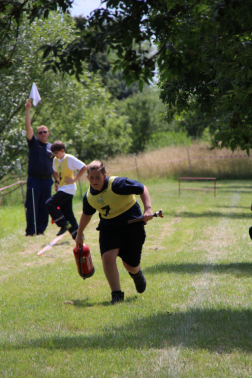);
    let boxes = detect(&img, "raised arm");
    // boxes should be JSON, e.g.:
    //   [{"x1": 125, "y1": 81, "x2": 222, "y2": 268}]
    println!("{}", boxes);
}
[
  {"x1": 25, "y1": 99, "x2": 34, "y2": 140},
  {"x1": 140, "y1": 185, "x2": 153, "y2": 224}
]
